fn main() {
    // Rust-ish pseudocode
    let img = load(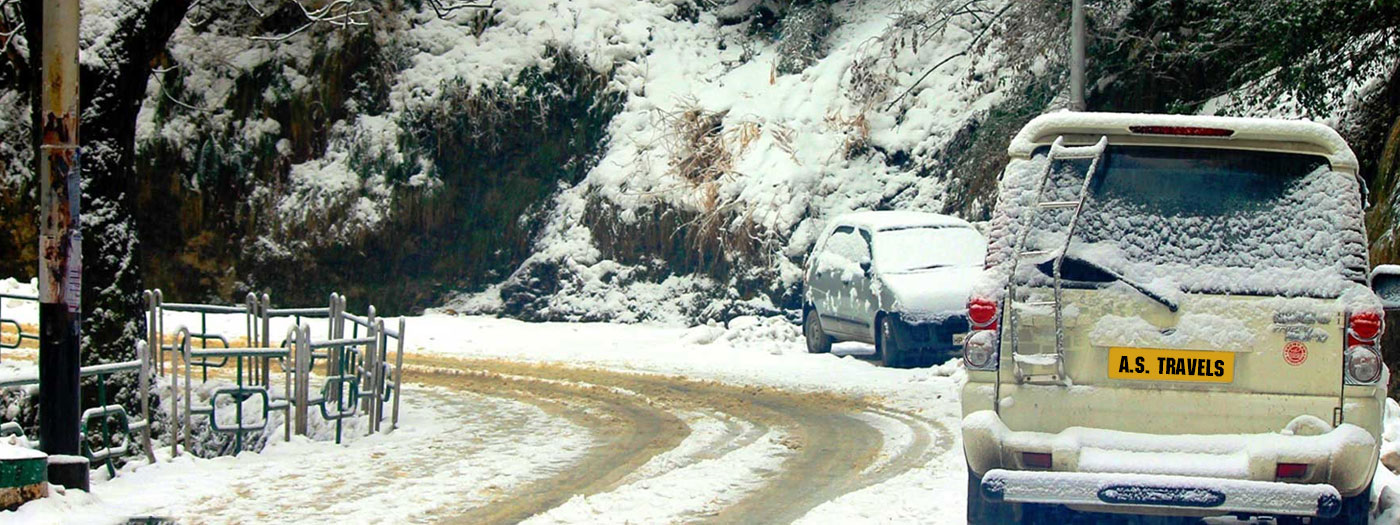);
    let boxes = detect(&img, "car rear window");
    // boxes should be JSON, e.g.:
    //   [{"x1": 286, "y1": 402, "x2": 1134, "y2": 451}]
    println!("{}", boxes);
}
[{"x1": 983, "y1": 145, "x2": 1369, "y2": 298}]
